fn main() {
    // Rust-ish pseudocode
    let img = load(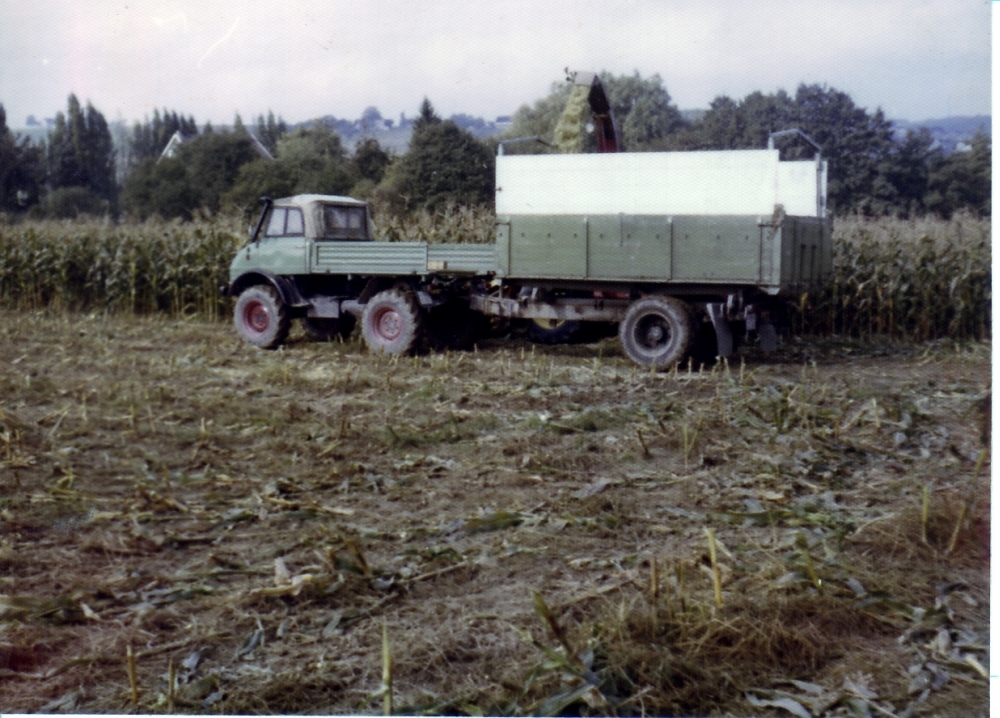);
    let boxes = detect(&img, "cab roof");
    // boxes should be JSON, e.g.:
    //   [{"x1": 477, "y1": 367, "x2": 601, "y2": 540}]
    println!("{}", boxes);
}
[{"x1": 272, "y1": 194, "x2": 367, "y2": 207}]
